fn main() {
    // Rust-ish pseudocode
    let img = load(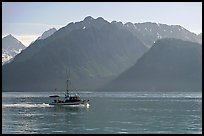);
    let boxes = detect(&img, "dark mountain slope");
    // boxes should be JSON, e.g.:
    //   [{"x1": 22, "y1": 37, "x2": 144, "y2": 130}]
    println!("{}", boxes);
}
[
  {"x1": 2, "y1": 17, "x2": 147, "y2": 91},
  {"x1": 104, "y1": 38, "x2": 202, "y2": 92}
]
